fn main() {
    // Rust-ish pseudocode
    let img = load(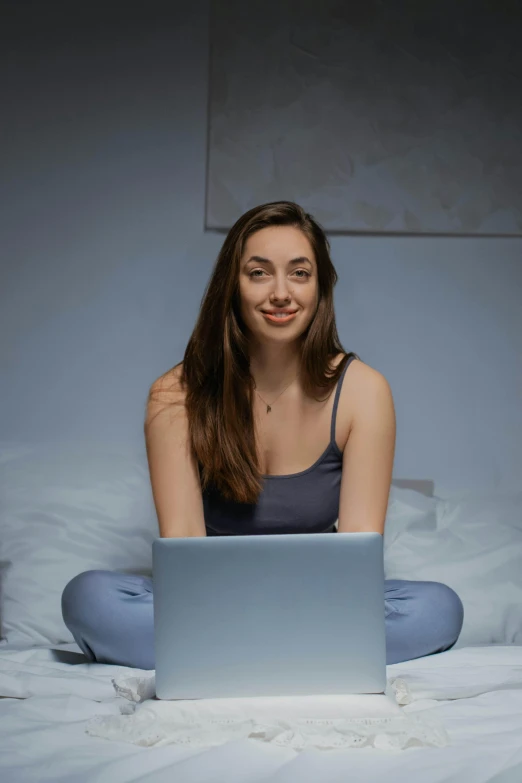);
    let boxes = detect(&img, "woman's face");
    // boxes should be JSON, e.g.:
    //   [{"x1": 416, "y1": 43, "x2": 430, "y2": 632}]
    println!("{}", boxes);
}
[{"x1": 238, "y1": 225, "x2": 319, "y2": 343}]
